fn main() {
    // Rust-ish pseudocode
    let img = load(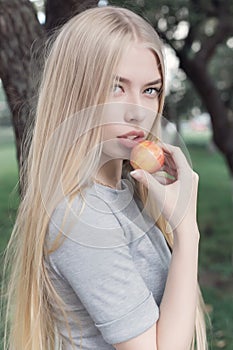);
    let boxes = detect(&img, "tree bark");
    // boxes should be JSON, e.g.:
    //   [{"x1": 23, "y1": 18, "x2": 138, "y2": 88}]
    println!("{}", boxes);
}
[
  {"x1": 0, "y1": 0, "x2": 44, "y2": 176},
  {"x1": 0, "y1": 0, "x2": 98, "y2": 192},
  {"x1": 178, "y1": 53, "x2": 233, "y2": 174},
  {"x1": 45, "y1": 0, "x2": 97, "y2": 31}
]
